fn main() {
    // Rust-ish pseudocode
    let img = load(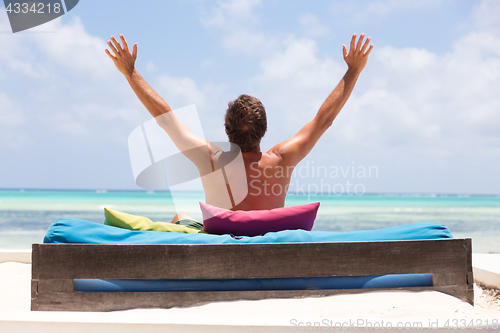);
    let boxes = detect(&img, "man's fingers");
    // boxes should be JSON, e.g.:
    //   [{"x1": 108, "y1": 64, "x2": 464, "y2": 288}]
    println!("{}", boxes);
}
[
  {"x1": 361, "y1": 37, "x2": 371, "y2": 53},
  {"x1": 356, "y1": 33, "x2": 365, "y2": 50},
  {"x1": 342, "y1": 44, "x2": 348, "y2": 58},
  {"x1": 107, "y1": 40, "x2": 119, "y2": 56},
  {"x1": 110, "y1": 36, "x2": 122, "y2": 52},
  {"x1": 365, "y1": 44, "x2": 374, "y2": 56},
  {"x1": 132, "y1": 43, "x2": 138, "y2": 60},
  {"x1": 104, "y1": 49, "x2": 116, "y2": 61},
  {"x1": 119, "y1": 34, "x2": 129, "y2": 52},
  {"x1": 349, "y1": 34, "x2": 356, "y2": 52}
]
